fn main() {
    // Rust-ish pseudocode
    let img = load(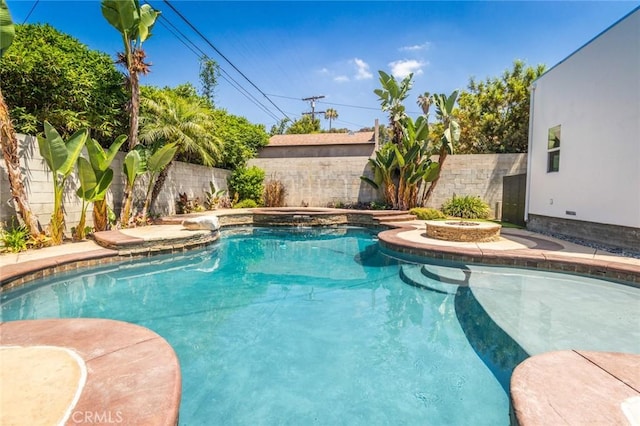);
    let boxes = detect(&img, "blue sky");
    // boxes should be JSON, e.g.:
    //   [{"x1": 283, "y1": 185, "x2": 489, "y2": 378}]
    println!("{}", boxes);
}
[{"x1": 6, "y1": 0, "x2": 639, "y2": 131}]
